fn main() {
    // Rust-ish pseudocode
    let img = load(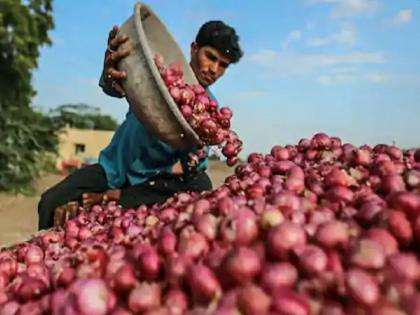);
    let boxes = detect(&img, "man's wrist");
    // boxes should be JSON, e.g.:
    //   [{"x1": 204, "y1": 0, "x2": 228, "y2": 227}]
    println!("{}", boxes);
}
[{"x1": 99, "y1": 71, "x2": 124, "y2": 98}]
